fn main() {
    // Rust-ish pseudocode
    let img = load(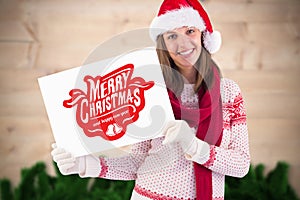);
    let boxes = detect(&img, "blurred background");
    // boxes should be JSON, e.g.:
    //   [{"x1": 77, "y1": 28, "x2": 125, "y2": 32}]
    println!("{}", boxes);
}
[{"x1": 0, "y1": 0, "x2": 299, "y2": 197}]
